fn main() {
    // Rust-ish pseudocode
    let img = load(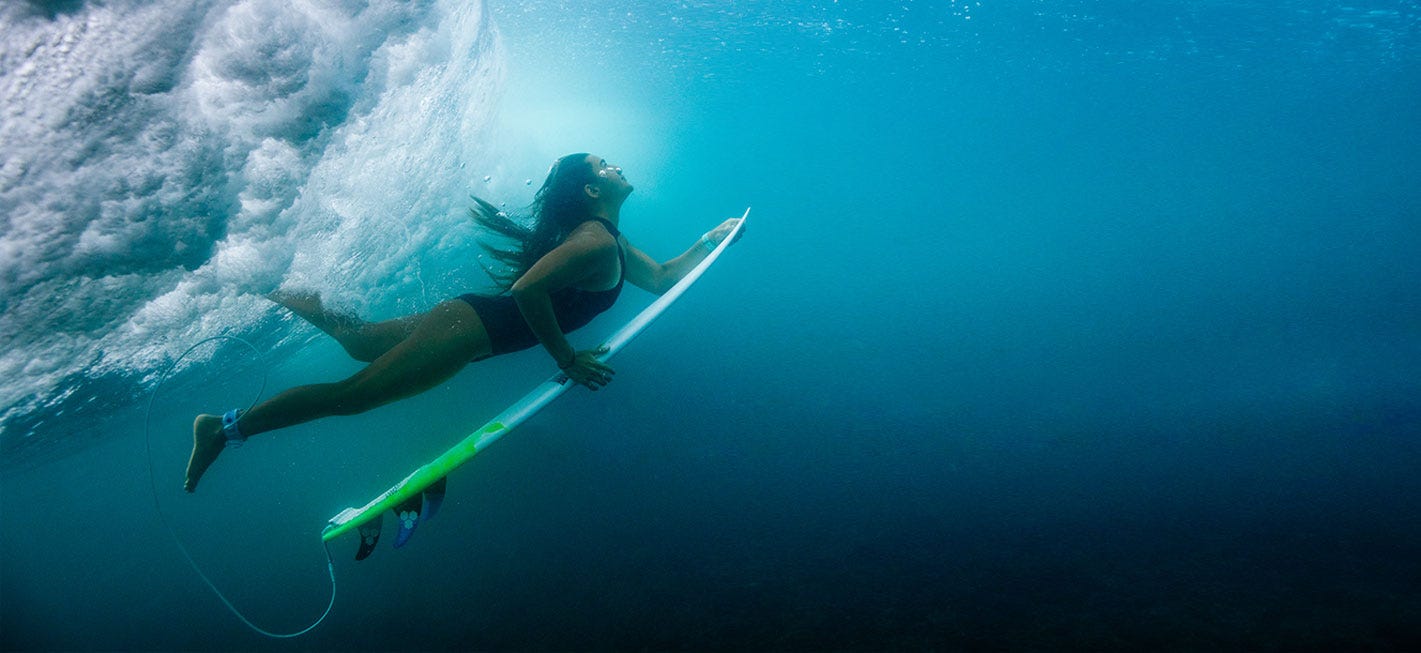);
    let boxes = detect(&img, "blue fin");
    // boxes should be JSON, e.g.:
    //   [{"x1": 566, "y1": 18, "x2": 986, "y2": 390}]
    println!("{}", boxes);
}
[
  {"x1": 390, "y1": 477, "x2": 449, "y2": 549},
  {"x1": 392, "y1": 493, "x2": 423, "y2": 549},
  {"x1": 421, "y1": 476, "x2": 447, "y2": 523},
  {"x1": 355, "y1": 513, "x2": 382, "y2": 561}
]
